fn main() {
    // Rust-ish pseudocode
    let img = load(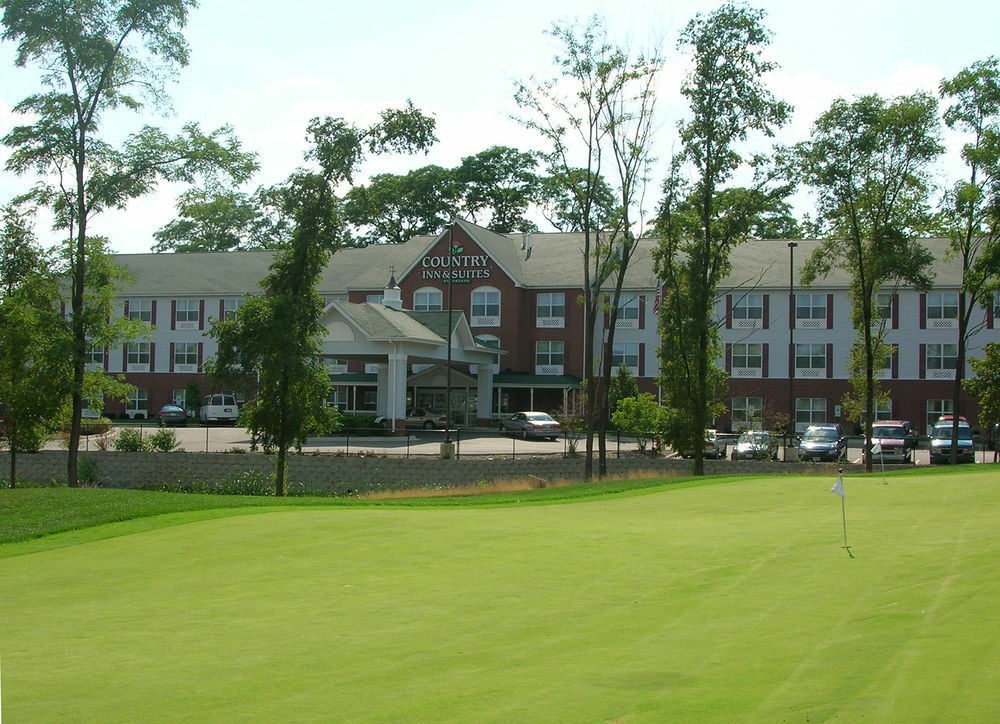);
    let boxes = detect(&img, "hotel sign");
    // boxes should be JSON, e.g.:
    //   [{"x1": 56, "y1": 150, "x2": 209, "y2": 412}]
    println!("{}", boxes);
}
[{"x1": 420, "y1": 253, "x2": 491, "y2": 283}]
